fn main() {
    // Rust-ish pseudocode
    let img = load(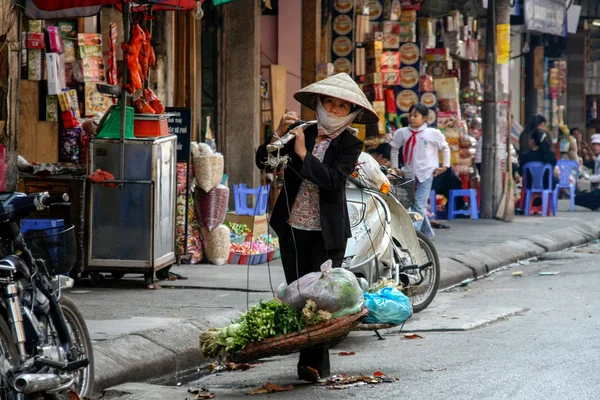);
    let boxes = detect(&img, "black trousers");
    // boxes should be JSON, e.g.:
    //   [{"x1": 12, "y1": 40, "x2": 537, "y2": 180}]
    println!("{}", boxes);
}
[
  {"x1": 279, "y1": 224, "x2": 346, "y2": 377},
  {"x1": 575, "y1": 190, "x2": 600, "y2": 211}
]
